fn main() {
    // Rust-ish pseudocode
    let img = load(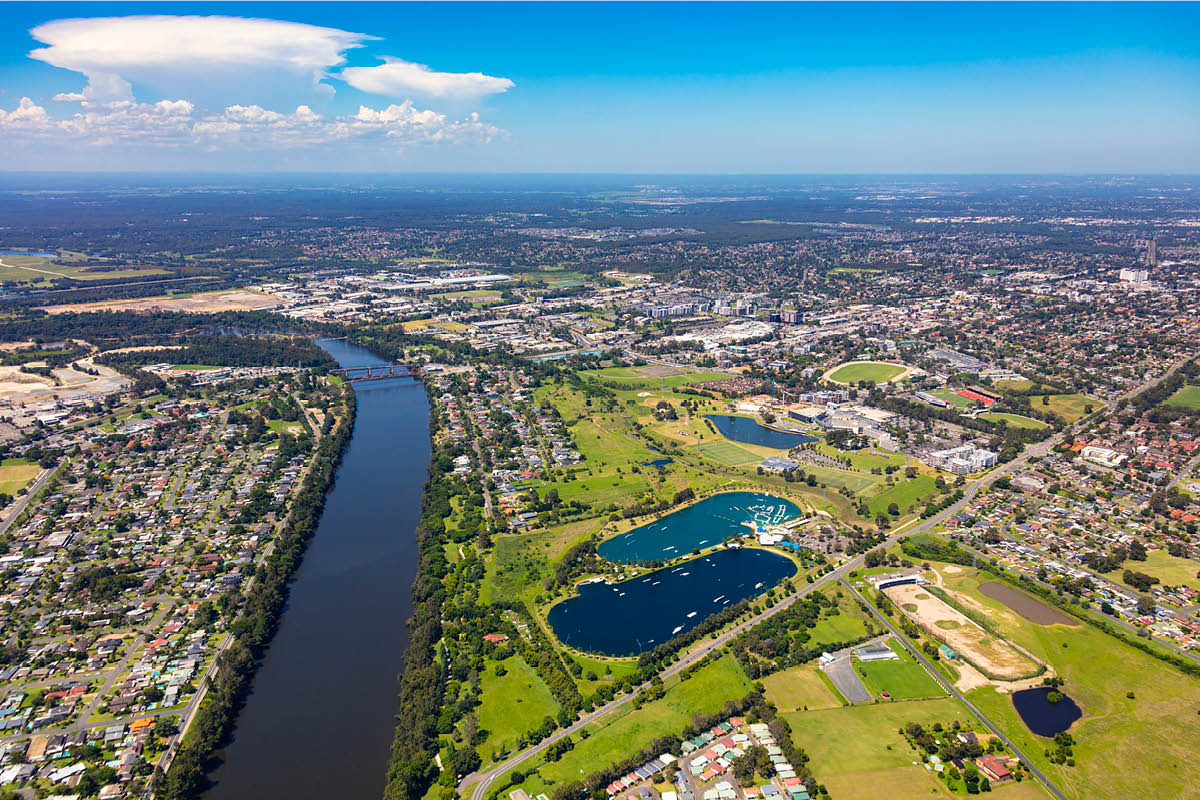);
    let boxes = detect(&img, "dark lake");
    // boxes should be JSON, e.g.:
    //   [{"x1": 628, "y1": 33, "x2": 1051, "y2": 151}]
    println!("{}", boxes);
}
[
  {"x1": 598, "y1": 491, "x2": 800, "y2": 563},
  {"x1": 1011, "y1": 687, "x2": 1082, "y2": 737},
  {"x1": 204, "y1": 338, "x2": 429, "y2": 800},
  {"x1": 705, "y1": 414, "x2": 816, "y2": 449},
  {"x1": 547, "y1": 548, "x2": 797, "y2": 656}
]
